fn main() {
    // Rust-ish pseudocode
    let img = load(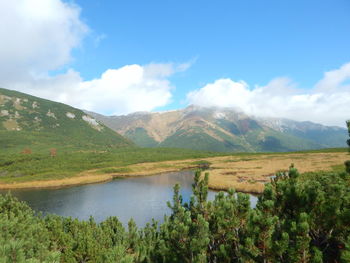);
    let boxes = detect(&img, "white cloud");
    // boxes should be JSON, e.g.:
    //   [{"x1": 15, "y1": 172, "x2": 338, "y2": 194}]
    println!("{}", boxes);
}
[
  {"x1": 1, "y1": 1, "x2": 348, "y2": 125},
  {"x1": 67, "y1": 64, "x2": 174, "y2": 115},
  {"x1": 187, "y1": 63, "x2": 350, "y2": 127},
  {"x1": 0, "y1": 0, "x2": 87, "y2": 83},
  {"x1": 187, "y1": 79, "x2": 251, "y2": 109},
  {"x1": 0, "y1": 0, "x2": 183, "y2": 115},
  {"x1": 8, "y1": 63, "x2": 177, "y2": 115},
  {"x1": 315, "y1": 63, "x2": 350, "y2": 93}
]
